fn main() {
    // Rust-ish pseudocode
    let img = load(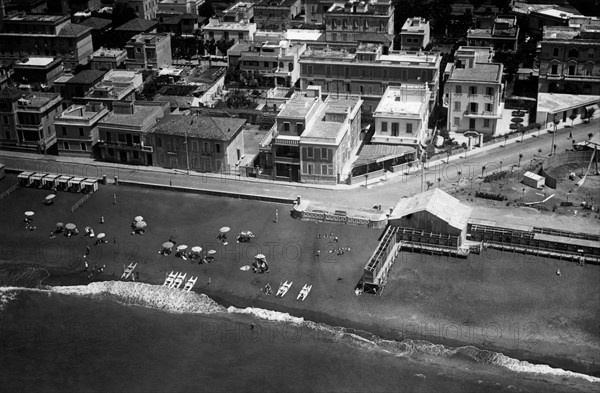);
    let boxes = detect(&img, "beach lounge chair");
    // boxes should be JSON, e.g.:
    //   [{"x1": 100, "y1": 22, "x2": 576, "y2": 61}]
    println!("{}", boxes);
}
[
  {"x1": 276, "y1": 281, "x2": 293, "y2": 297},
  {"x1": 297, "y1": 284, "x2": 312, "y2": 301},
  {"x1": 183, "y1": 276, "x2": 197, "y2": 292},
  {"x1": 121, "y1": 262, "x2": 137, "y2": 280},
  {"x1": 163, "y1": 271, "x2": 176, "y2": 287},
  {"x1": 171, "y1": 272, "x2": 187, "y2": 289}
]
